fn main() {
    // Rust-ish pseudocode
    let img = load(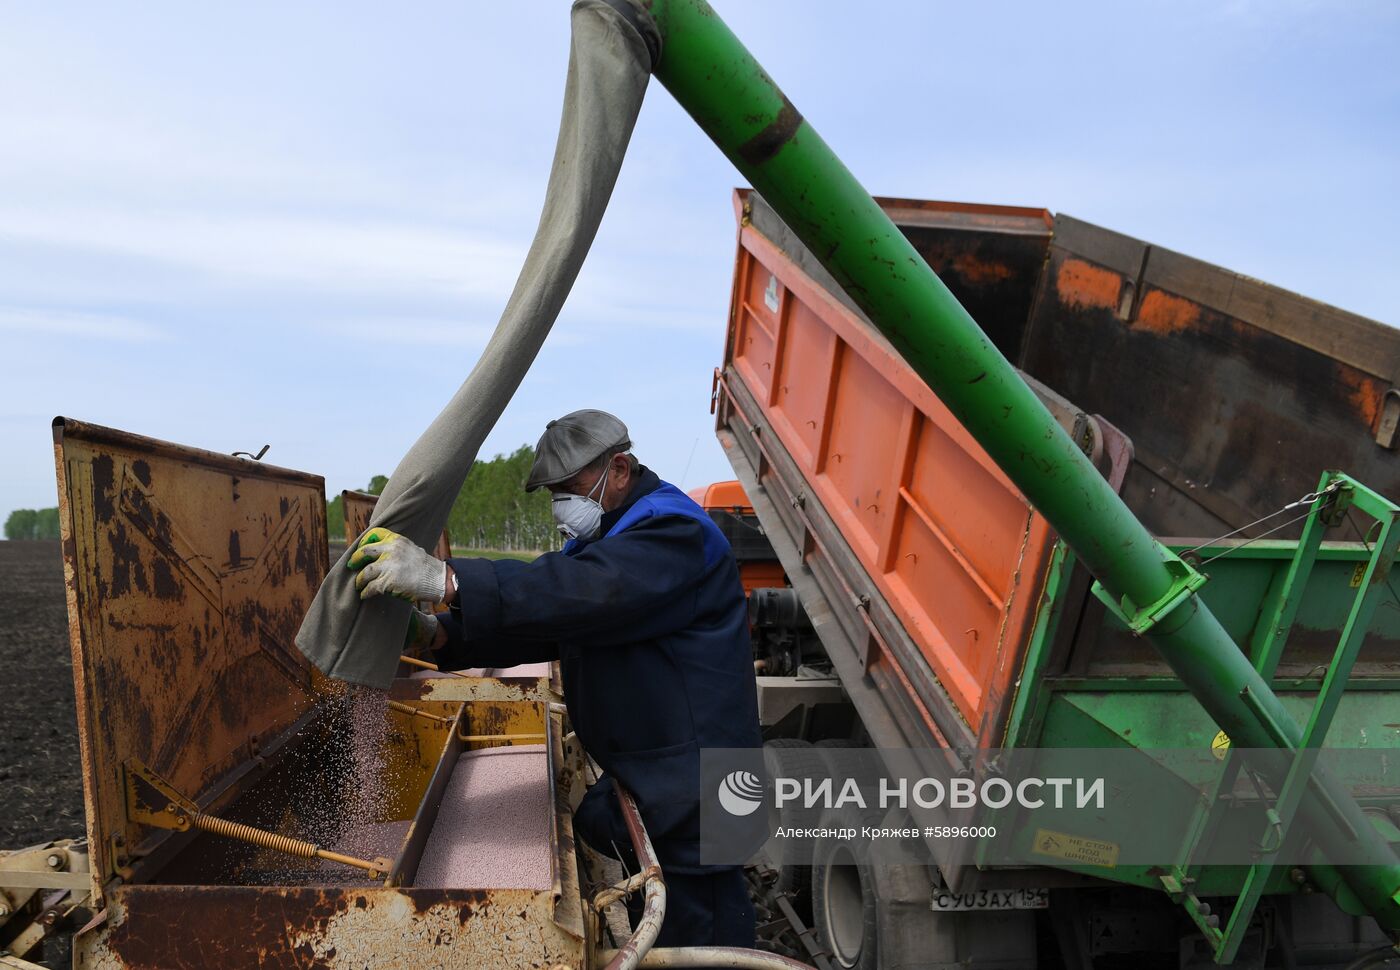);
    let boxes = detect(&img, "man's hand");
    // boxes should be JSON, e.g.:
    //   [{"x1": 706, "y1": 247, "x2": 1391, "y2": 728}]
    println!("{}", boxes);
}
[
  {"x1": 347, "y1": 528, "x2": 447, "y2": 603},
  {"x1": 405, "y1": 609, "x2": 440, "y2": 653}
]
